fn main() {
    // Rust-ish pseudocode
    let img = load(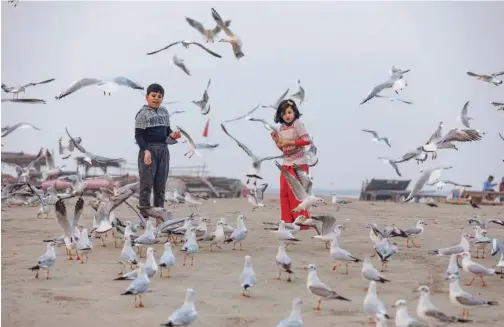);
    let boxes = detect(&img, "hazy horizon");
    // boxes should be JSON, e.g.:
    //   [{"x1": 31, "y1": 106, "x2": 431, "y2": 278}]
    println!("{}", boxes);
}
[{"x1": 1, "y1": 1, "x2": 503, "y2": 191}]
